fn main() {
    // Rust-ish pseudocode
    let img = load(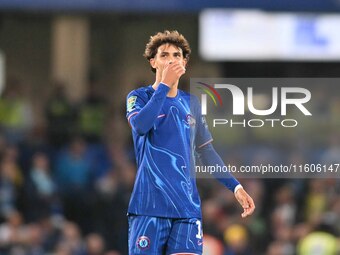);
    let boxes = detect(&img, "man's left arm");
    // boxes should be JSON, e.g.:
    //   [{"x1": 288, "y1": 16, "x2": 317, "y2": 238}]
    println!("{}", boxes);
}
[
  {"x1": 193, "y1": 95, "x2": 255, "y2": 218},
  {"x1": 196, "y1": 142, "x2": 255, "y2": 218}
]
